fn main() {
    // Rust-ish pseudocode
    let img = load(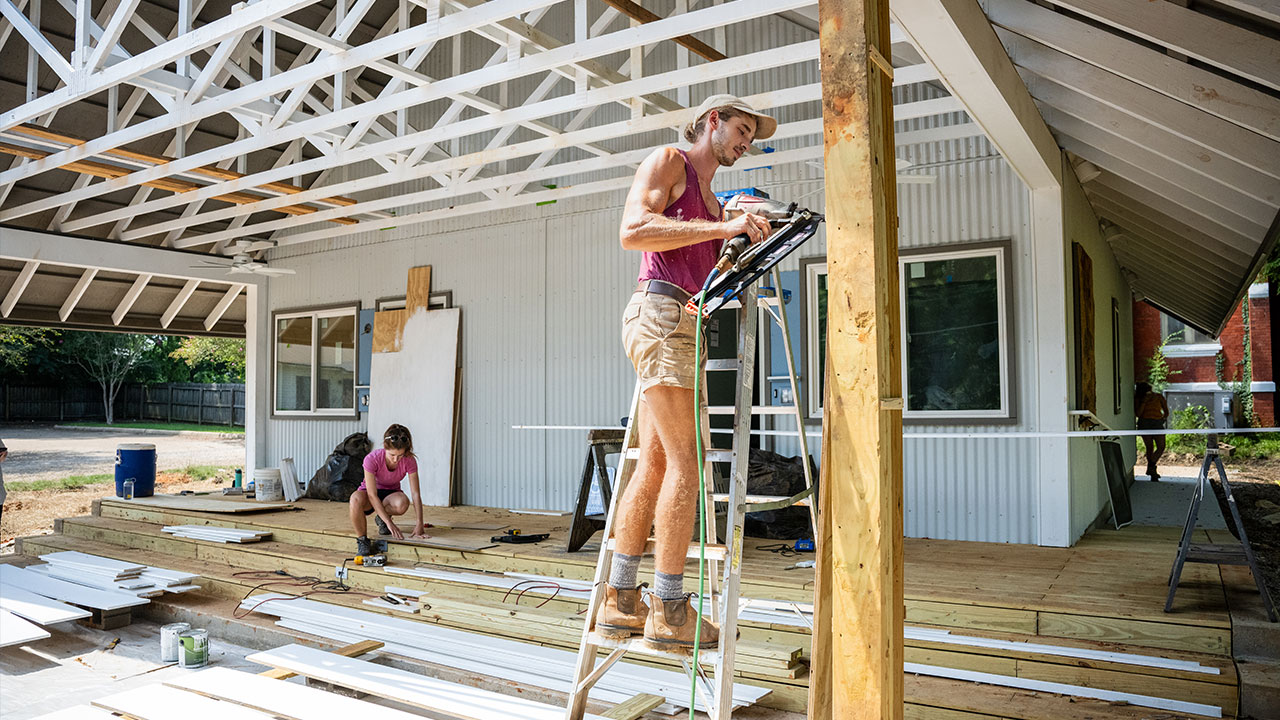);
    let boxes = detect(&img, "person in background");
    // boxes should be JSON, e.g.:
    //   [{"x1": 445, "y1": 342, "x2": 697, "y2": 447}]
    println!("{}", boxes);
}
[
  {"x1": 1135, "y1": 382, "x2": 1169, "y2": 481},
  {"x1": 348, "y1": 424, "x2": 426, "y2": 555}
]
